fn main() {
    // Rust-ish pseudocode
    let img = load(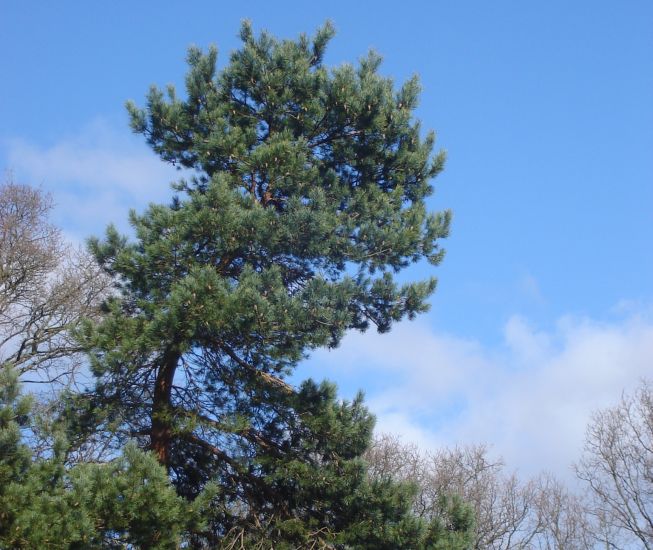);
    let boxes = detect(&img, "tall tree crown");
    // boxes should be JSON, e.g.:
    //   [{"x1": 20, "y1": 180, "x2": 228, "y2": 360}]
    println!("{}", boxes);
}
[
  {"x1": 78, "y1": 23, "x2": 455, "y2": 546},
  {"x1": 124, "y1": 20, "x2": 449, "y2": 291}
]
